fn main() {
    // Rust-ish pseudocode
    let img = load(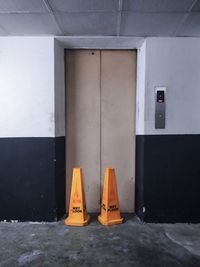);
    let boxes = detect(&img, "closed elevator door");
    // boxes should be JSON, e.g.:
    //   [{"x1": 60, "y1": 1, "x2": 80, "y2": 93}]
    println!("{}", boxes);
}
[{"x1": 66, "y1": 50, "x2": 136, "y2": 212}]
